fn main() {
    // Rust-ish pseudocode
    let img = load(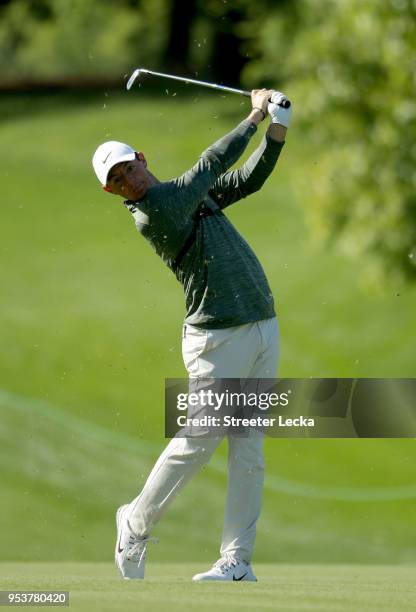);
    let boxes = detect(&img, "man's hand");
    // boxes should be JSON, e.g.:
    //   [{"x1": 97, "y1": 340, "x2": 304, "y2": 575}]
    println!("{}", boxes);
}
[
  {"x1": 247, "y1": 88, "x2": 274, "y2": 125},
  {"x1": 252, "y1": 89, "x2": 273, "y2": 115},
  {"x1": 268, "y1": 91, "x2": 292, "y2": 128},
  {"x1": 247, "y1": 88, "x2": 291, "y2": 142},
  {"x1": 266, "y1": 90, "x2": 291, "y2": 142}
]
